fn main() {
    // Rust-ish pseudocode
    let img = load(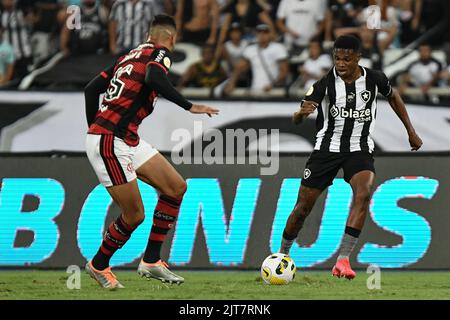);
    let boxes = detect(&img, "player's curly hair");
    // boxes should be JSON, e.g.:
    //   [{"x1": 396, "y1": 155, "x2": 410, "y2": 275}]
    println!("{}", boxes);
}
[{"x1": 334, "y1": 35, "x2": 361, "y2": 53}]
